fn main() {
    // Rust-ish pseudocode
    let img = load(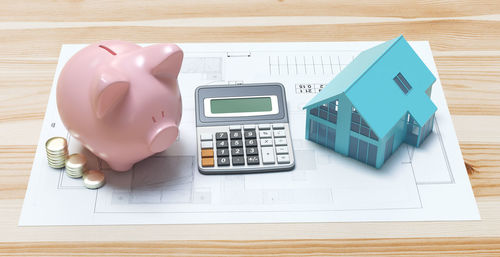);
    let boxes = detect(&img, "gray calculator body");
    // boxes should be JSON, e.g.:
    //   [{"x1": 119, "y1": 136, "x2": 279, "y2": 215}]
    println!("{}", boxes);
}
[{"x1": 195, "y1": 83, "x2": 295, "y2": 175}]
